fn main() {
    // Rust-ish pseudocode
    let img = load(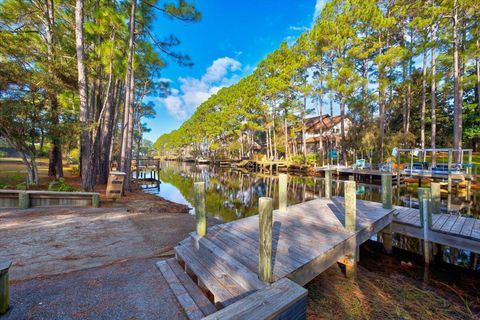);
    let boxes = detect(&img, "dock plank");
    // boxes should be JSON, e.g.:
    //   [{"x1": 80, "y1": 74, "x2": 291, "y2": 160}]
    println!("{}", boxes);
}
[
  {"x1": 432, "y1": 214, "x2": 449, "y2": 230},
  {"x1": 175, "y1": 243, "x2": 237, "y2": 306},
  {"x1": 471, "y1": 219, "x2": 480, "y2": 239},
  {"x1": 156, "y1": 259, "x2": 205, "y2": 320},
  {"x1": 440, "y1": 215, "x2": 459, "y2": 233},
  {"x1": 450, "y1": 216, "x2": 467, "y2": 235},
  {"x1": 202, "y1": 278, "x2": 307, "y2": 320},
  {"x1": 459, "y1": 217, "x2": 475, "y2": 238},
  {"x1": 166, "y1": 259, "x2": 217, "y2": 317}
]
